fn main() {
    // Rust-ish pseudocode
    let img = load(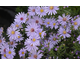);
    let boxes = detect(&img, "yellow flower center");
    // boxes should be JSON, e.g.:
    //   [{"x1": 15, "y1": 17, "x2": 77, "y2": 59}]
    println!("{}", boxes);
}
[
  {"x1": 4, "y1": 54, "x2": 6, "y2": 57},
  {"x1": 74, "y1": 22, "x2": 77, "y2": 25},
  {"x1": 47, "y1": 22, "x2": 50, "y2": 24},
  {"x1": 18, "y1": 36, "x2": 20, "y2": 38},
  {"x1": 53, "y1": 38, "x2": 56, "y2": 41},
  {"x1": 39, "y1": 32, "x2": 42, "y2": 36},
  {"x1": 11, "y1": 31, "x2": 15, "y2": 34},
  {"x1": 53, "y1": 23, "x2": 56, "y2": 26},
  {"x1": 40, "y1": 9, "x2": 44, "y2": 13},
  {"x1": 22, "y1": 52, "x2": 24, "y2": 54},
  {"x1": 0, "y1": 40, "x2": 2, "y2": 43},
  {"x1": 16, "y1": 25, "x2": 19, "y2": 27},
  {"x1": 8, "y1": 51, "x2": 11, "y2": 54},
  {"x1": 63, "y1": 31, "x2": 66, "y2": 34},
  {"x1": 34, "y1": 55, "x2": 37, "y2": 59},
  {"x1": 49, "y1": 6, "x2": 54, "y2": 10},
  {"x1": 32, "y1": 38, "x2": 36, "y2": 42}
]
